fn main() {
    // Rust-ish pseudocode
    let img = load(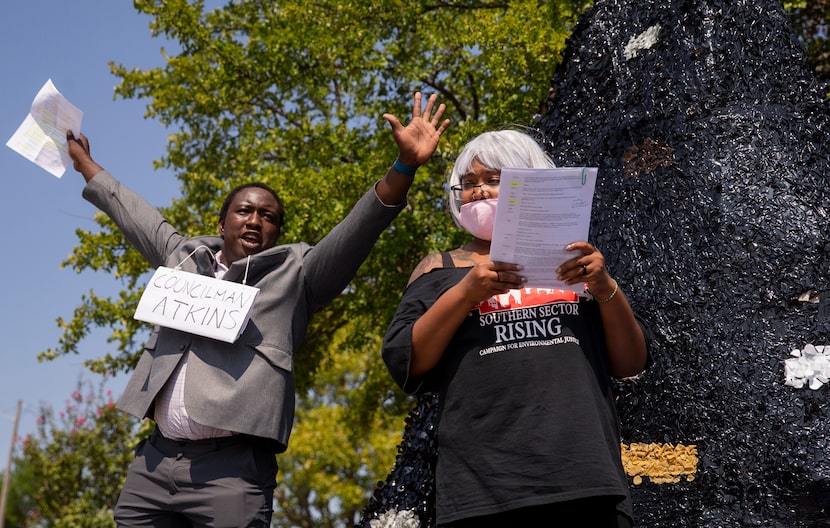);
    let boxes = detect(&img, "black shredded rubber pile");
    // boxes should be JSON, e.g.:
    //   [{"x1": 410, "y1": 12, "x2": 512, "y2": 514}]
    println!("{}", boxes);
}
[{"x1": 537, "y1": 0, "x2": 830, "y2": 526}]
